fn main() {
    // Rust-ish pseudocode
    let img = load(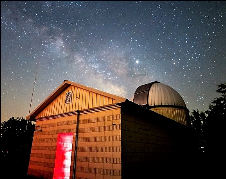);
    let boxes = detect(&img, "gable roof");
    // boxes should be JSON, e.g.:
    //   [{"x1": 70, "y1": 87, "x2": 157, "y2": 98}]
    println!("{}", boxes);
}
[{"x1": 26, "y1": 80, "x2": 126, "y2": 120}]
